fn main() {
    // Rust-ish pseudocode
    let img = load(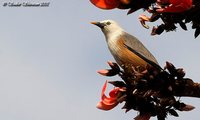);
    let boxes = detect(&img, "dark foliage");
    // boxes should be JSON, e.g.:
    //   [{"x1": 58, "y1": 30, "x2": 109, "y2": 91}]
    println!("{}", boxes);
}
[{"x1": 100, "y1": 61, "x2": 195, "y2": 120}]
